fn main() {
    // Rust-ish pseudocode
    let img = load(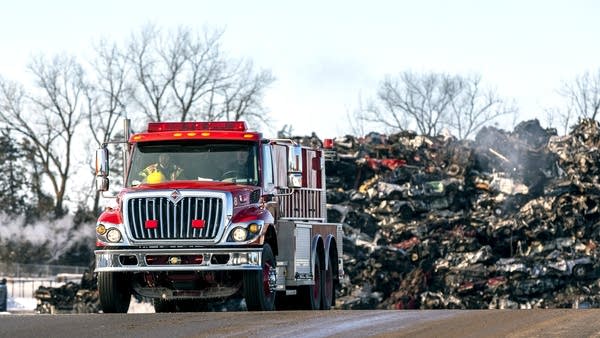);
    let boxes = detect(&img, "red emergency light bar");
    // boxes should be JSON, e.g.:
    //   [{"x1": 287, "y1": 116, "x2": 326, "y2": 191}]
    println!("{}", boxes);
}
[{"x1": 147, "y1": 121, "x2": 248, "y2": 133}]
